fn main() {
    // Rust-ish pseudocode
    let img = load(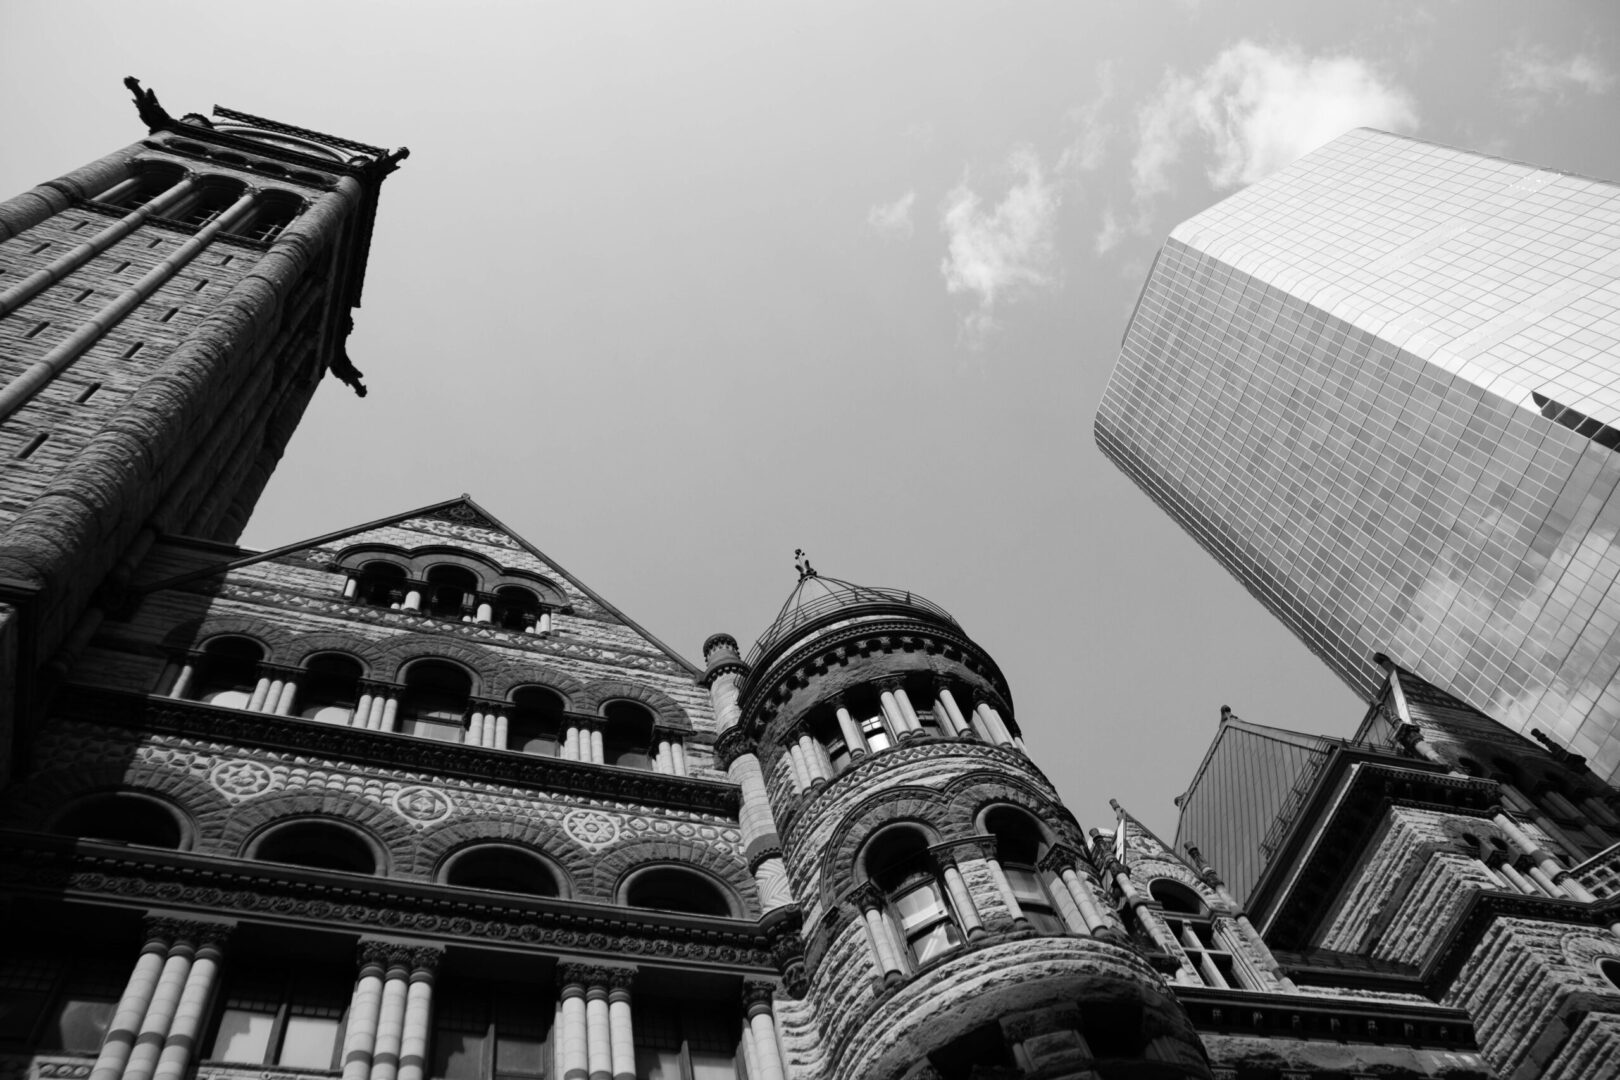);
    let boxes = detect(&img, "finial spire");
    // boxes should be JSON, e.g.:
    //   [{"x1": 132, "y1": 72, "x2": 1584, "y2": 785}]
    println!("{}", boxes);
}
[{"x1": 794, "y1": 548, "x2": 817, "y2": 582}]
